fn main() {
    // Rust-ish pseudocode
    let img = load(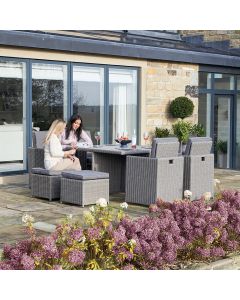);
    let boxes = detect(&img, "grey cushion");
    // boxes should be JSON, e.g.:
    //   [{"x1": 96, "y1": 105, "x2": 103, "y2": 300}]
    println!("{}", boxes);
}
[
  {"x1": 61, "y1": 170, "x2": 109, "y2": 180},
  {"x1": 31, "y1": 168, "x2": 62, "y2": 176},
  {"x1": 32, "y1": 131, "x2": 47, "y2": 148},
  {"x1": 151, "y1": 137, "x2": 179, "y2": 158},
  {"x1": 184, "y1": 137, "x2": 212, "y2": 156}
]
